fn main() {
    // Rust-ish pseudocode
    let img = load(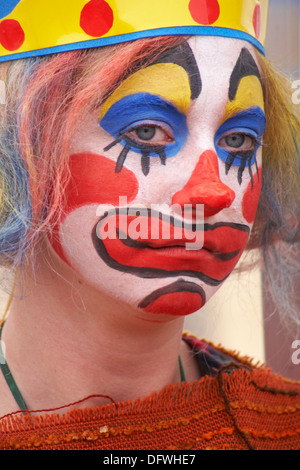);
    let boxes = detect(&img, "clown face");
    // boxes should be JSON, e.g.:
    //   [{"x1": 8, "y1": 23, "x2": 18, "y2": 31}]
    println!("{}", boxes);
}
[{"x1": 49, "y1": 37, "x2": 266, "y2": 319}]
